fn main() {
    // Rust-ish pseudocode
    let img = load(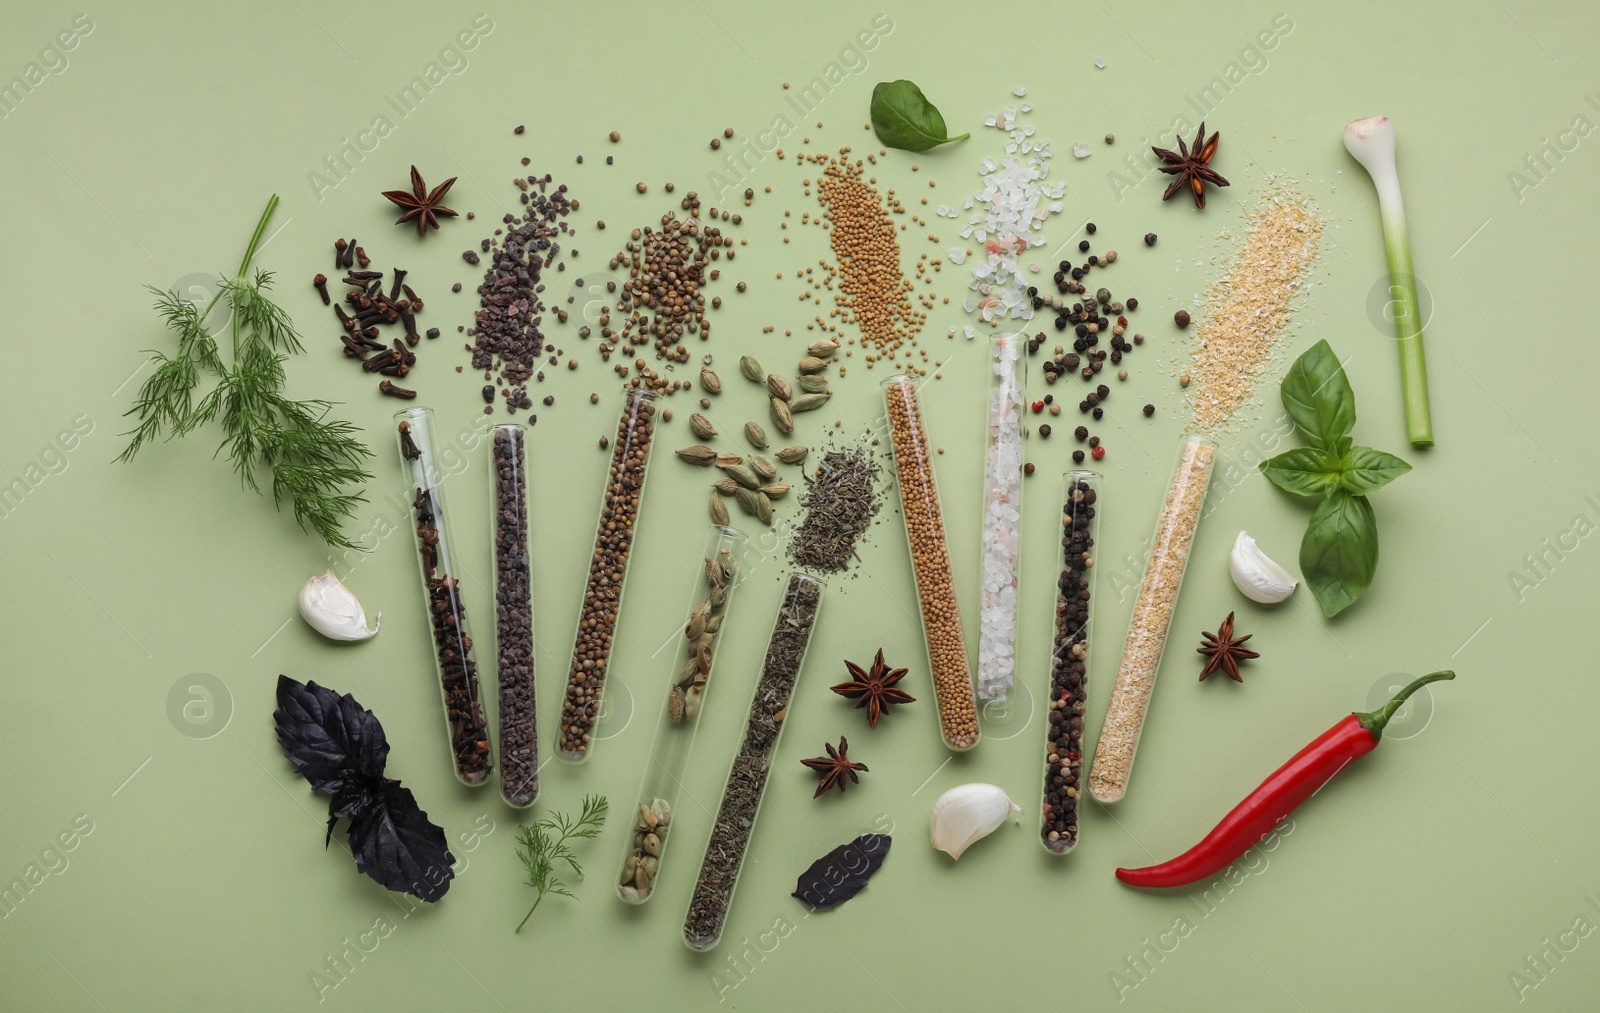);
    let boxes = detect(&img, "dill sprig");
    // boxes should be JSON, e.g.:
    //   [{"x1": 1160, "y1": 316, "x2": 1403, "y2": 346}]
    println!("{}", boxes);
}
[
  {"x1": 118, "y1": 195, "x2": 373, "y2": 549},
  {"x1": 514, "y1": 794, "x2": 608, "y2": 932}
]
